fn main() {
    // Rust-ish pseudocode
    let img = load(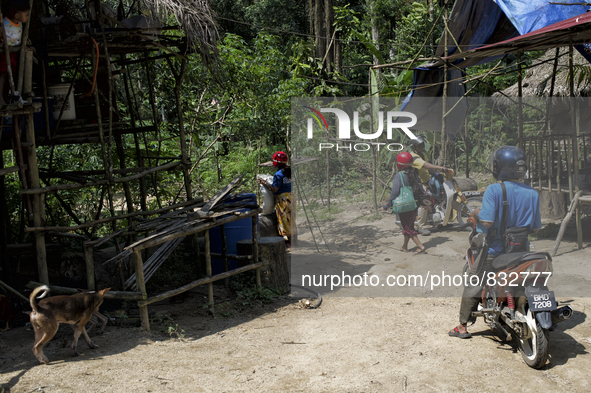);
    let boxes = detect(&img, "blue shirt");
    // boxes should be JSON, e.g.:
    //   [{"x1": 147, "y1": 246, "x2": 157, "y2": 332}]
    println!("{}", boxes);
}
[
  {"x1": 272, "y1": 169, "x2": 292, "y2": 195},
  {"x1": 478, "y1": 181, "x2": 542, "y2": 256}
]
